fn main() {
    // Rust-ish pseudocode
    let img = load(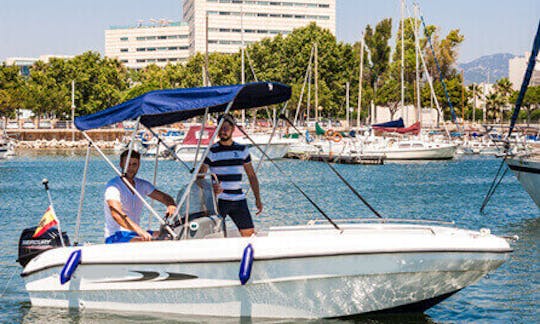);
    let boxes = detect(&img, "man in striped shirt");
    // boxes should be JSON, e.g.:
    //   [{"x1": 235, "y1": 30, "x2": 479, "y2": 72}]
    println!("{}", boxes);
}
[{"x1": 200, "y1": 114, "x2": 262, "y2": 237}]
